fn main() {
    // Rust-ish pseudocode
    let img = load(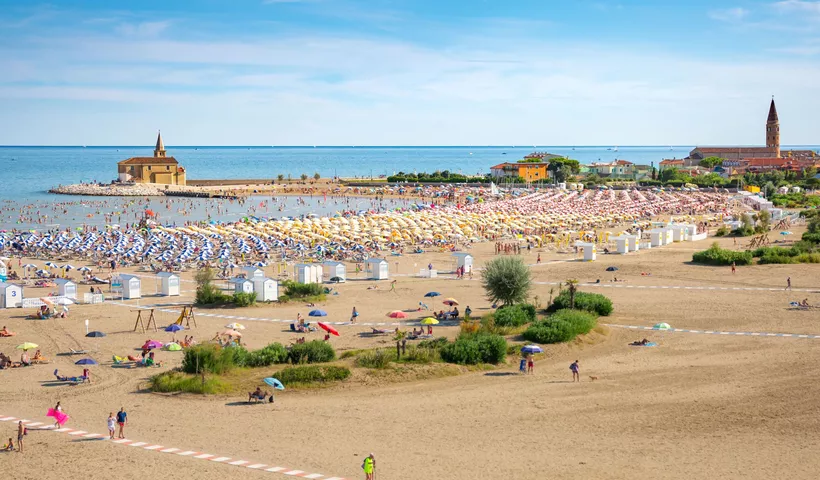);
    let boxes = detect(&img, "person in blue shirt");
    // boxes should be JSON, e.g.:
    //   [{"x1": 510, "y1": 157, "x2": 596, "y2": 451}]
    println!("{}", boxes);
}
[{"x1": 116, "y1": 408, "x2": 127, "y2": 439}]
